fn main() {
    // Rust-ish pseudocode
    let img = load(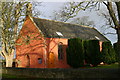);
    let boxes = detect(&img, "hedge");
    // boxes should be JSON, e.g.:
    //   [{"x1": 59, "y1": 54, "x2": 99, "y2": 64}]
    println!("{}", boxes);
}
[
  {"x1": 67, "y1": 38, "x2": 102, "y2": 67},
  {"x1": 101, "y1": 42, "x2": 116, "y2": 64},
  {"x1": 113, "y1": 42, "x2": 119, "y2": 62},
  {"x1": 67, "y1": 38, "x2": 117, "y2": 67},
  {"x1": 83, "y1": 40, "x2": 101, "y2": 66},
  {"x1": 66, "y1": 38, "x2": 84, "y2": 68}
]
